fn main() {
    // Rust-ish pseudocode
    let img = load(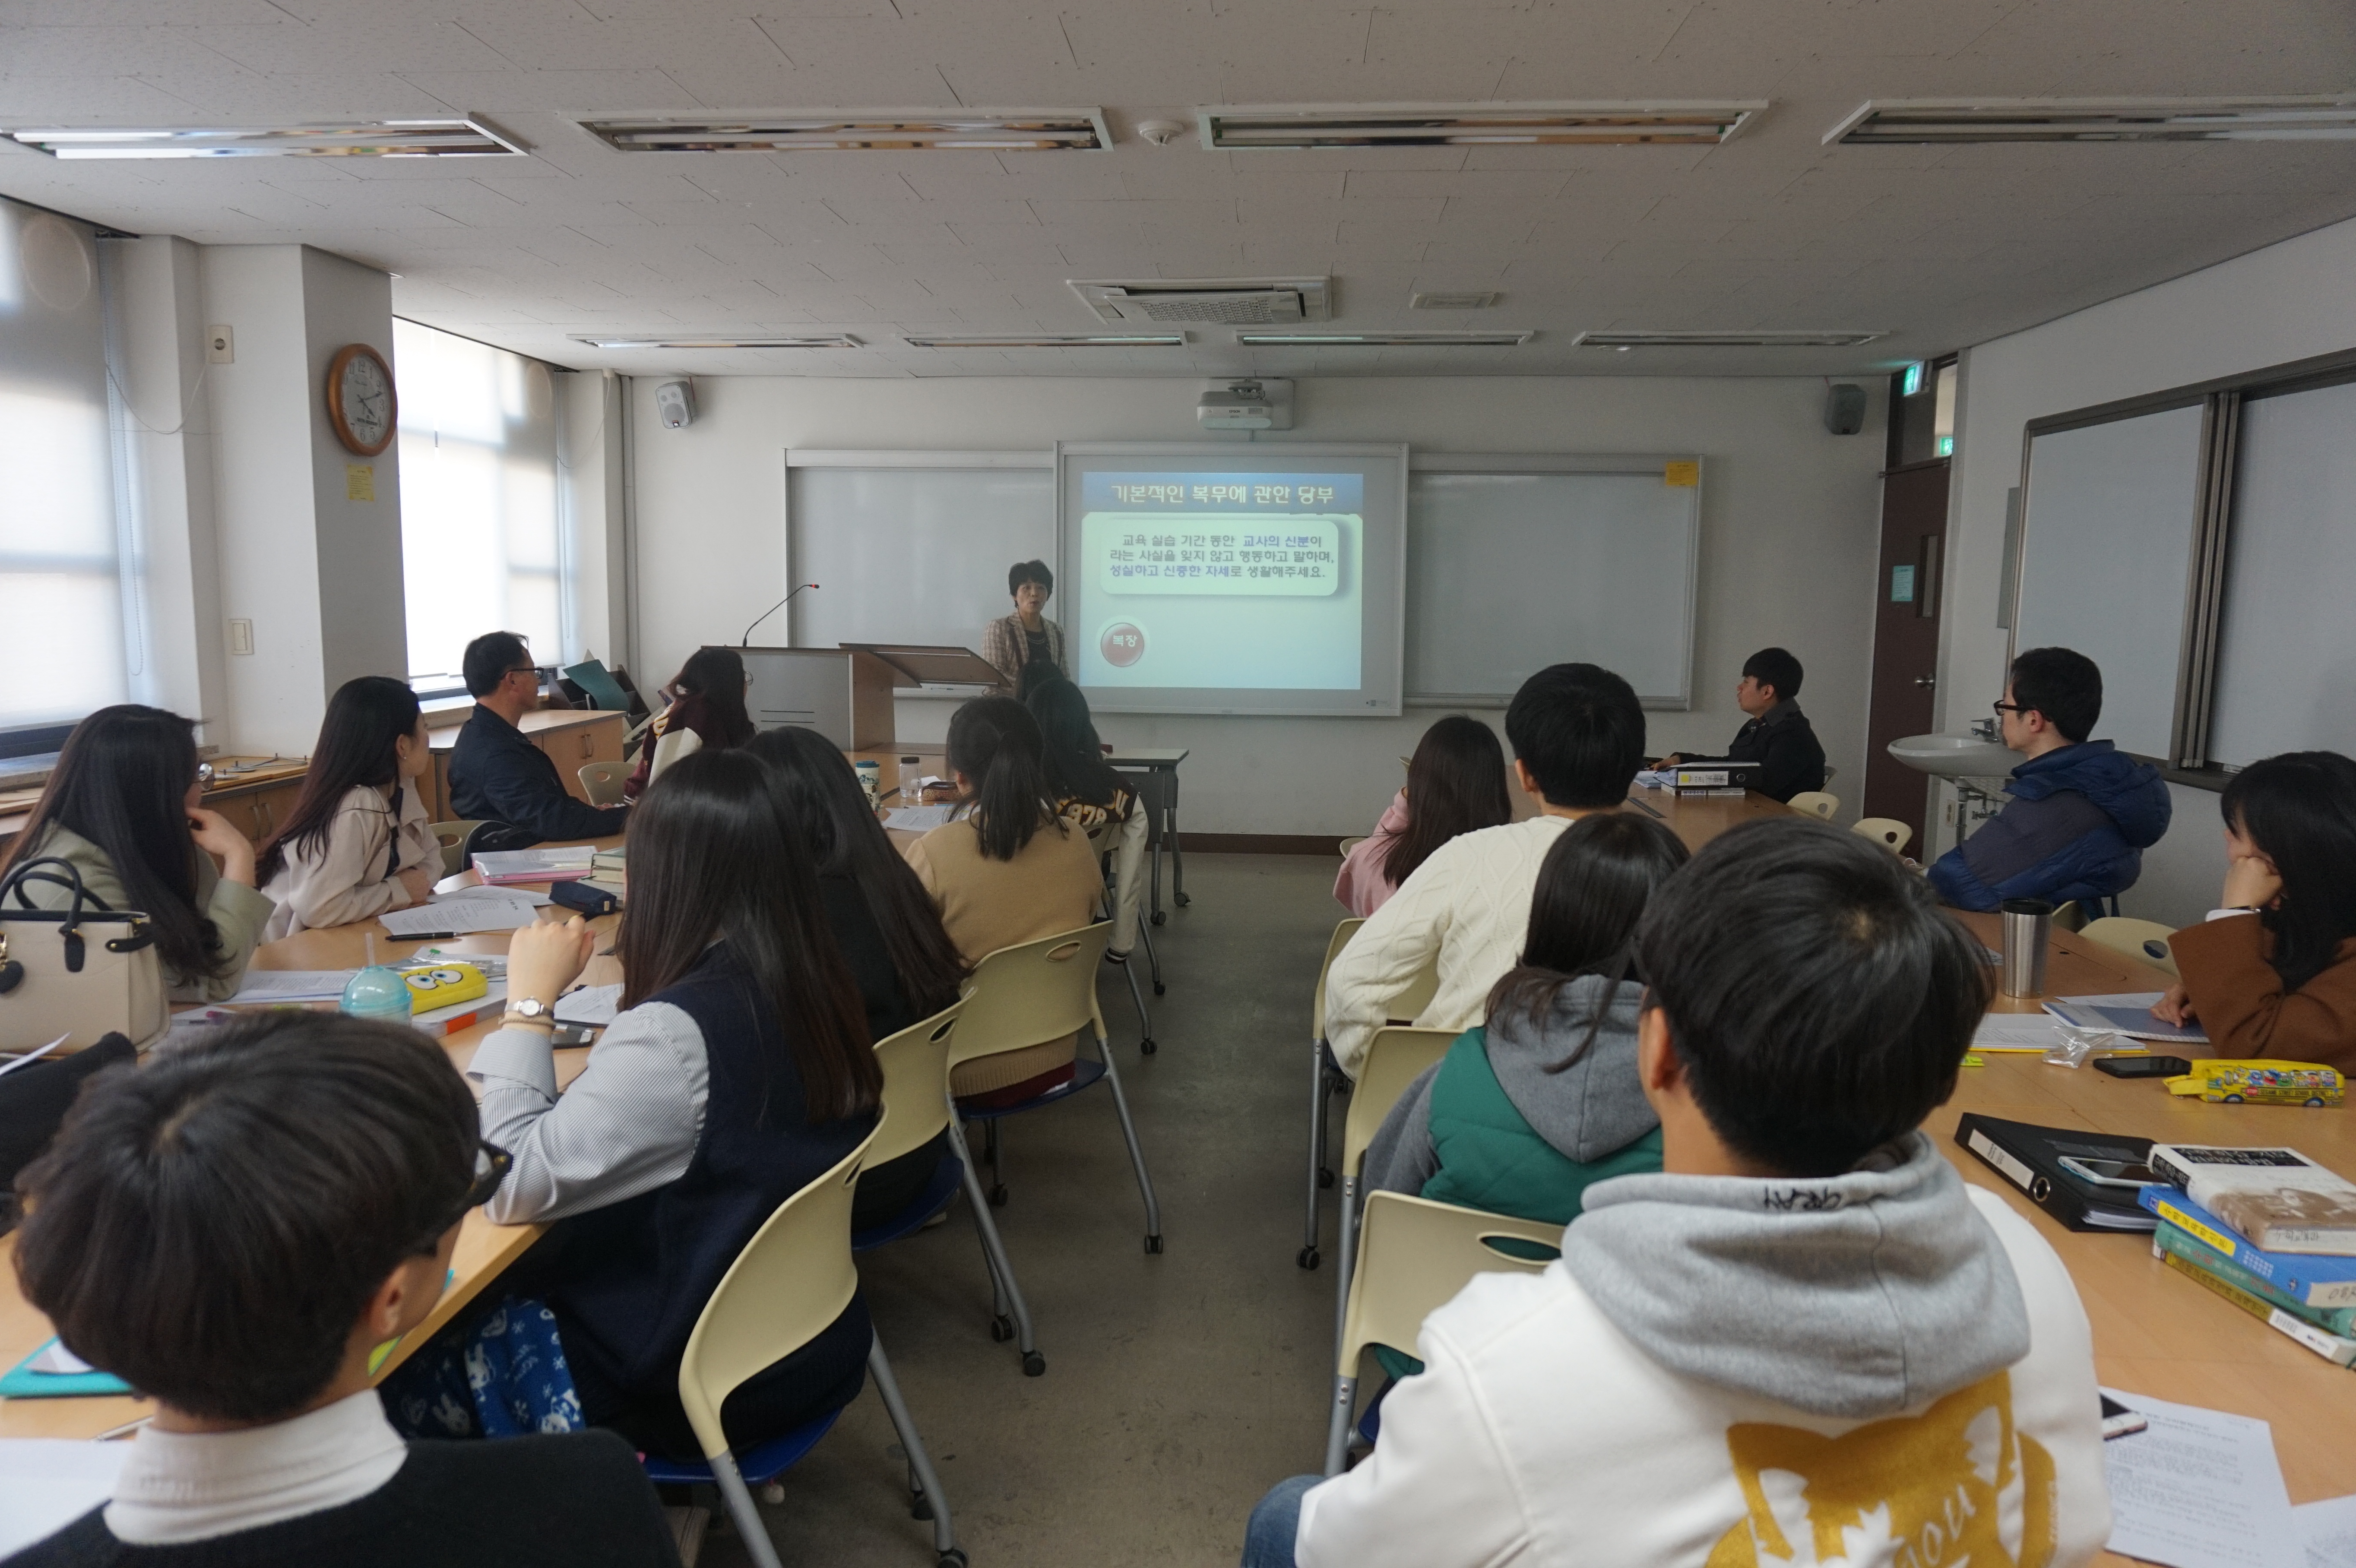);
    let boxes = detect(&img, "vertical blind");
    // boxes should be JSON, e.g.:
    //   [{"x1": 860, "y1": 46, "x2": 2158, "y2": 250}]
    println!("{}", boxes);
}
[{"x1": 394, "y1": 319, "x2": 562, "y2": 680}]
